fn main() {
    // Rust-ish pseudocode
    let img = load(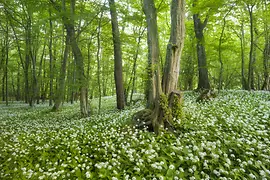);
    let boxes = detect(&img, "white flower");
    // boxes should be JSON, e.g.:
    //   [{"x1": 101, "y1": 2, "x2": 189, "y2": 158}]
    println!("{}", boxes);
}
[
  {"x1": 112, "y1": 177, "x2": 118, "y2": 180},
  {"x1": 169, "y1": 164, "x2": 175, "y2": 170},
  {"x1": 85, "y1": 171, "x2": 91, "y2": 178},
  {"x1": 249, "y1": 173, "x2": 256, "y2": 179}
]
